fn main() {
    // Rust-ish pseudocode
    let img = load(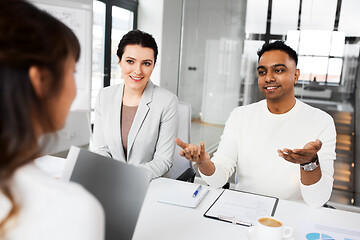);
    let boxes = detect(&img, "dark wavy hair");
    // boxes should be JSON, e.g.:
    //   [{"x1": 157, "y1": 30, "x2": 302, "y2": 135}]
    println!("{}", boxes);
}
[
  {"x1": 0, "y1": 0, "x2": 80, "y2": 234},
  {"x1": 116, "y1": 29, "x2": 158, "y2": 65},
  {"x1": 257, "y1": 40, "x2": 298, "y2": 66}
]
